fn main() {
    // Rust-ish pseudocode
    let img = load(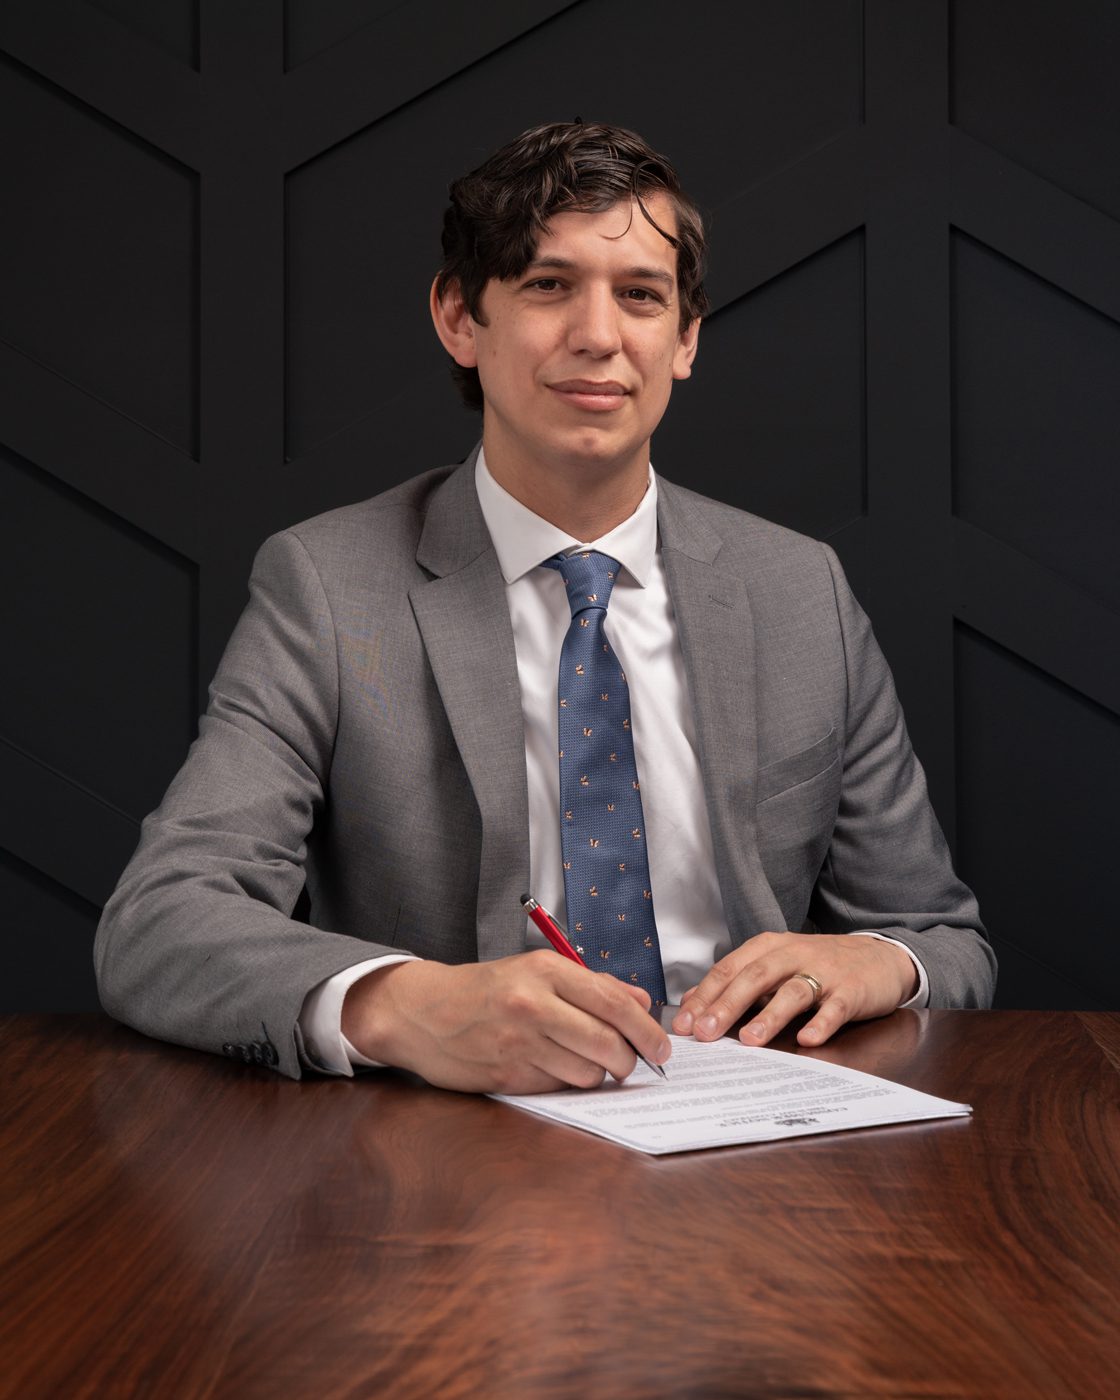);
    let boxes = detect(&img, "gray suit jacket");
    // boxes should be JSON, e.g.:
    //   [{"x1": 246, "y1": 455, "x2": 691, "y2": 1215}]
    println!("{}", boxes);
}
[{"x1": 95, "y1": 451, "x2": 995, "y2": 1077}]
